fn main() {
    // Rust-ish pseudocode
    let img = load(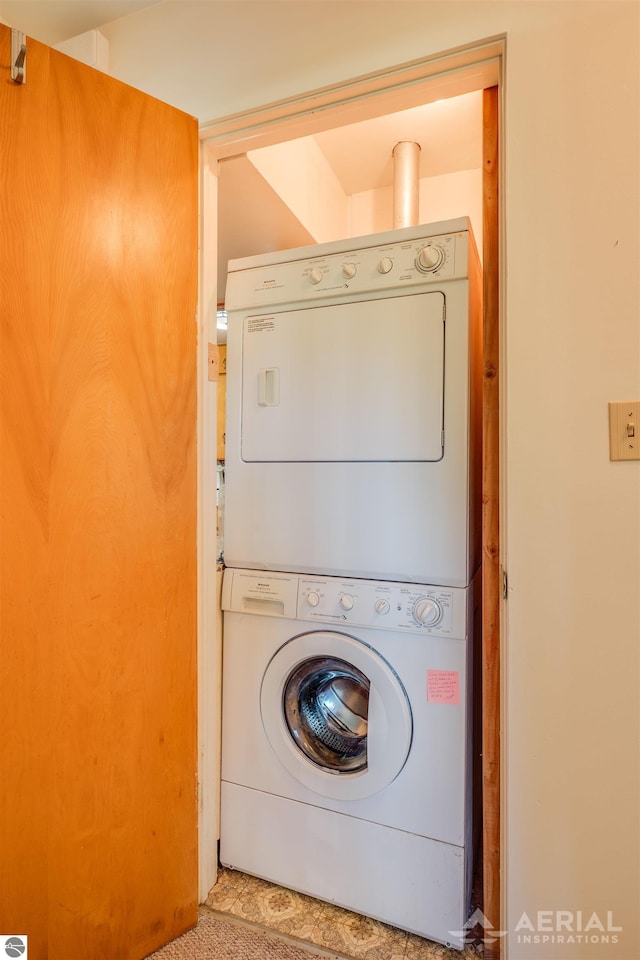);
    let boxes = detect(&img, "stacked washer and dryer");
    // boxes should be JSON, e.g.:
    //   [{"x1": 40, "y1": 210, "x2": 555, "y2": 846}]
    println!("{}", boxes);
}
[{"x1": 220, "y1": 218, "x2": 482, "y2": 949}]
